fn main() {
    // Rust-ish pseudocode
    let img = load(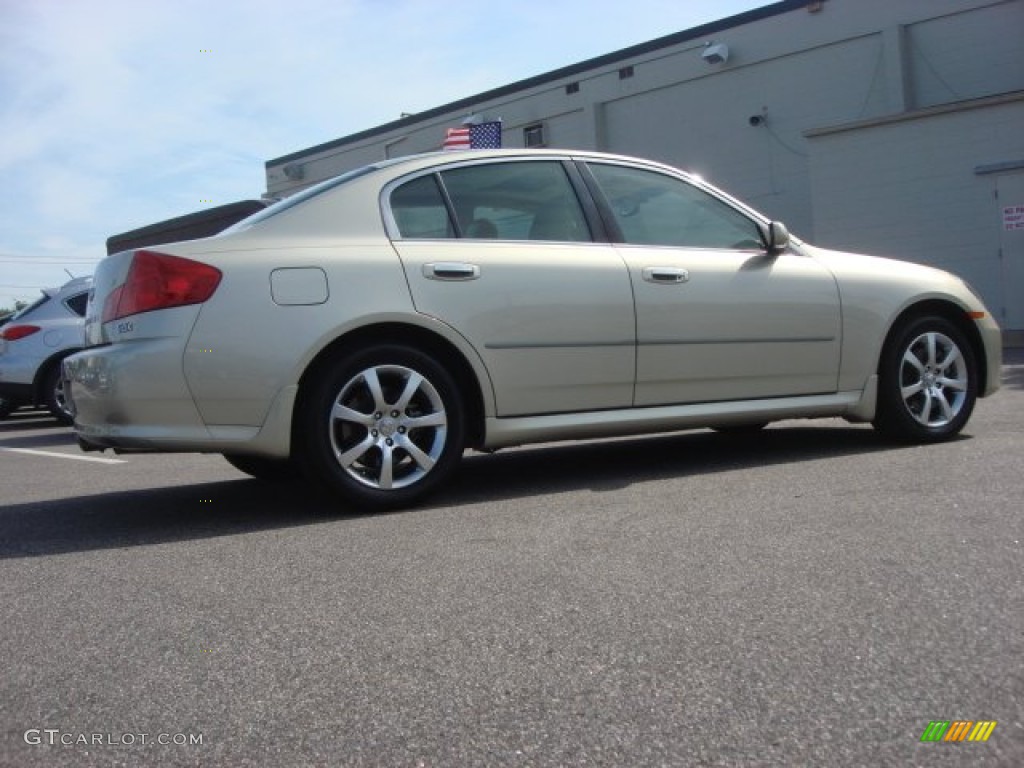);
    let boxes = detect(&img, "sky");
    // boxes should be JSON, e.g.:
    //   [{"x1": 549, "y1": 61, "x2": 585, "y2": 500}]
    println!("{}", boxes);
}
[{"x1": 0, "y1": 0, "x2": 769, "y2": 310}]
